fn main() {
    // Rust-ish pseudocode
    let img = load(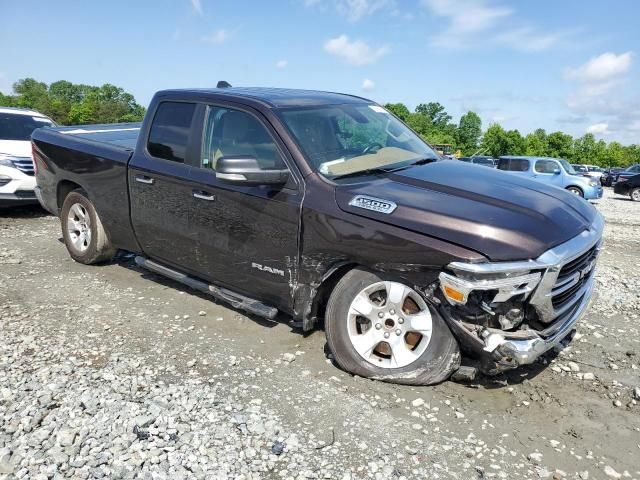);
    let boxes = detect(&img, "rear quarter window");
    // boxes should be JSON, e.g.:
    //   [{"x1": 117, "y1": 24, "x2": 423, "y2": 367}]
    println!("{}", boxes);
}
[
  {"x1": 147, "y1": 102, "x2": 197, "y2": 163},
  {"x1": 498, "y1": 158, "x2": 529, "y2": 171}
]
